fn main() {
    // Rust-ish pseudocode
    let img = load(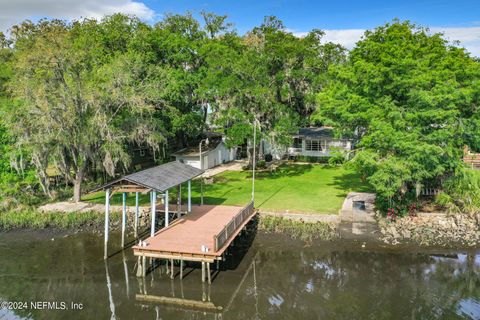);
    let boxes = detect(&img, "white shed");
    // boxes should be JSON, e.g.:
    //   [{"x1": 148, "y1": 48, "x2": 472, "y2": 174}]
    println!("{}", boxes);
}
[{"x1": 173, "y1": 140, "x2": 237, "y2": 170}]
